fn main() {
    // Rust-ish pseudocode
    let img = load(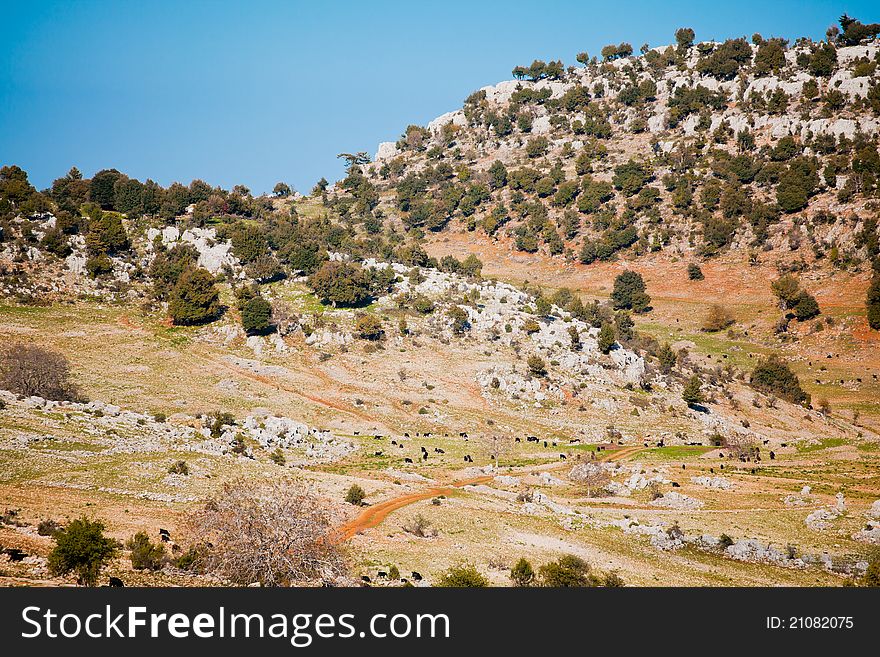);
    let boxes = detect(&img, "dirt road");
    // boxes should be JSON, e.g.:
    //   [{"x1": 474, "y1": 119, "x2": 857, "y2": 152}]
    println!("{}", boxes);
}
[{"x1": 335, "y1": 444, "x2": 643, "y2": 542}]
